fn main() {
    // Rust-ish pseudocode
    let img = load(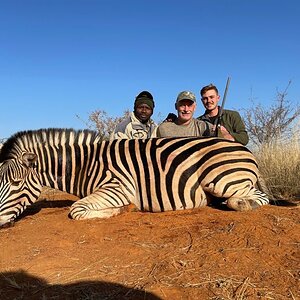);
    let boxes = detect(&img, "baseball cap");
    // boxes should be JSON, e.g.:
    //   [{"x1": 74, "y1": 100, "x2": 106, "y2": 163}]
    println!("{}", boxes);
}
[{"x1": 176, "y1": 91, "x2": 196, "y2": 104}]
